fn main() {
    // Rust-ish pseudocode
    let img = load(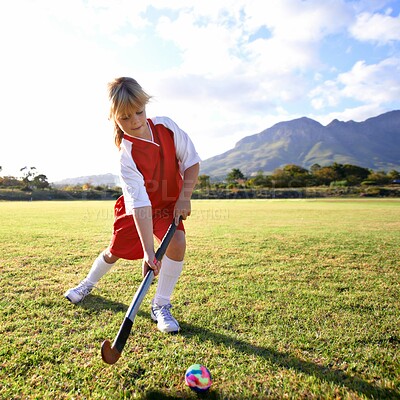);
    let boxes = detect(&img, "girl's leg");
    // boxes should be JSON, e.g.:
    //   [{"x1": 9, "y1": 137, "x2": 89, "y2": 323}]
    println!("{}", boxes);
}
[
  {"x1": 154, "y1": 230, "x2": 185, "y2": 305},
  {"x1": 85, "y1": 249, "x2": 119, "y2": 285},
  {"x1": 151, "y1": 230, "x2": 185, "y2": 333},
  {"x1": 64, "y1": 248, "x2": 119, "y2": 304},
  {"x1": 165, "y1": 229, "x2": 186, "y2": 261}
]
